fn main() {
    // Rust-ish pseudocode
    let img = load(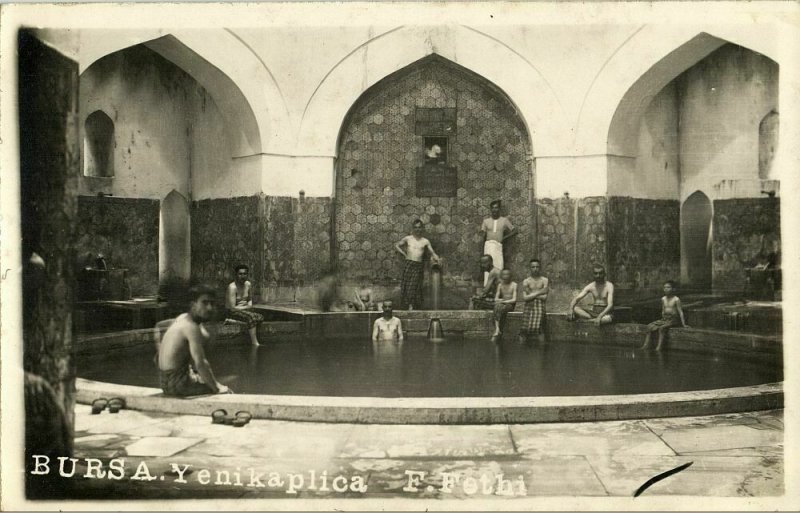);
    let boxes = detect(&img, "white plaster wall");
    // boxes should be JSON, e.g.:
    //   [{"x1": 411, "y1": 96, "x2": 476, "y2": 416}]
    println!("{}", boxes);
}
[
  {"x1": 189, "y1": 94, "x2": 260, "y2": 200},
  {"x1": 260, "y1": 156, "x2": 335, "y2": 198},
  {"x1": 535, "y1": 156, "x2": 607, "y2": 199},
  {"x1": 79, "y1": 45, "x2": 237, "y2": 201},
  {"x1": 678, "y1": 45, "x2": 779, "y2": 202},
  {"x1": 79, "y1": 48, "x2": 190, "y2": 199},
  {"x1": 609, "y1": 83, "x2": 680, "y2": 200}
]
